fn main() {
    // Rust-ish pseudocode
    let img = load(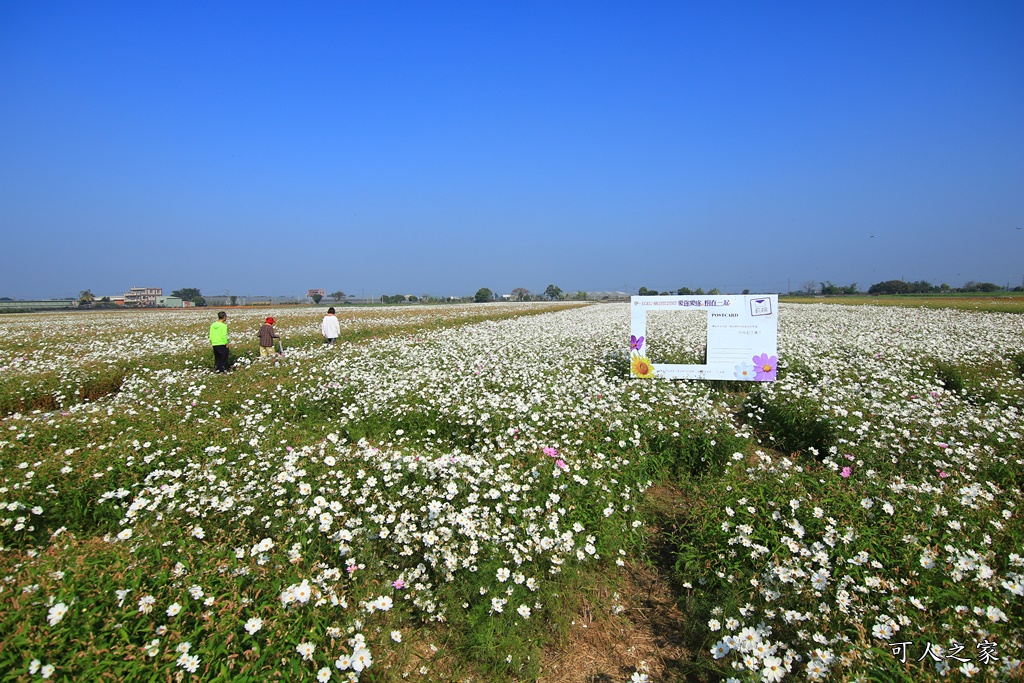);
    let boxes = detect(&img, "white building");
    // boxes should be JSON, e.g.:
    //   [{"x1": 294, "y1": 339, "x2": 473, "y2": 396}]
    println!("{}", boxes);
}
[{"x1": 124, "y1": 287, "x2": 163, "y2": 306}]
